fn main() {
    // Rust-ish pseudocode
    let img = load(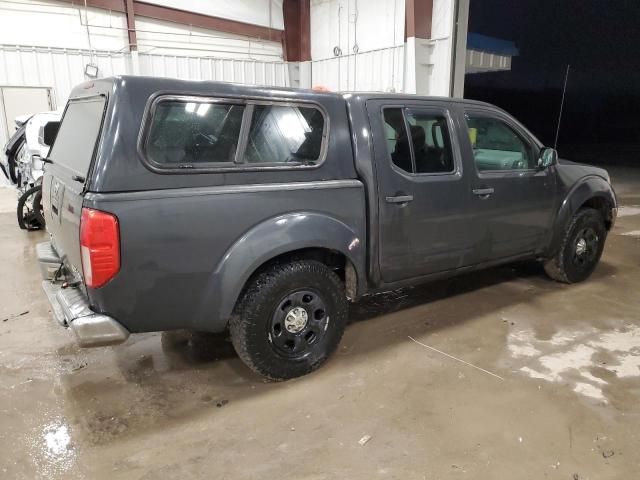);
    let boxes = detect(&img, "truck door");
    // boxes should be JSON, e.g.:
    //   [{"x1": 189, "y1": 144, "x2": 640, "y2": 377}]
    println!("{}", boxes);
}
[
  {"x1": 461, "y1": 108, "x2": 556, "y2": 261},
  {"x1": 367, "y1": 100, "x2": 480, "y2": 283}
]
